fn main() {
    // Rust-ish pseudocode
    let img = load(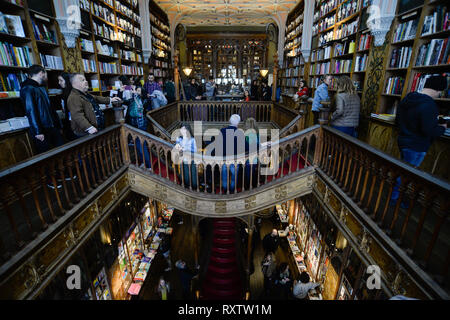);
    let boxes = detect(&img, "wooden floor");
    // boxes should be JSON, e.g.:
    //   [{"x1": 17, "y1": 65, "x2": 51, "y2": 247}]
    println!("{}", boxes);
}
[{"x1": 138, "y1": 209, "x2": 296, "y2": 300}]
